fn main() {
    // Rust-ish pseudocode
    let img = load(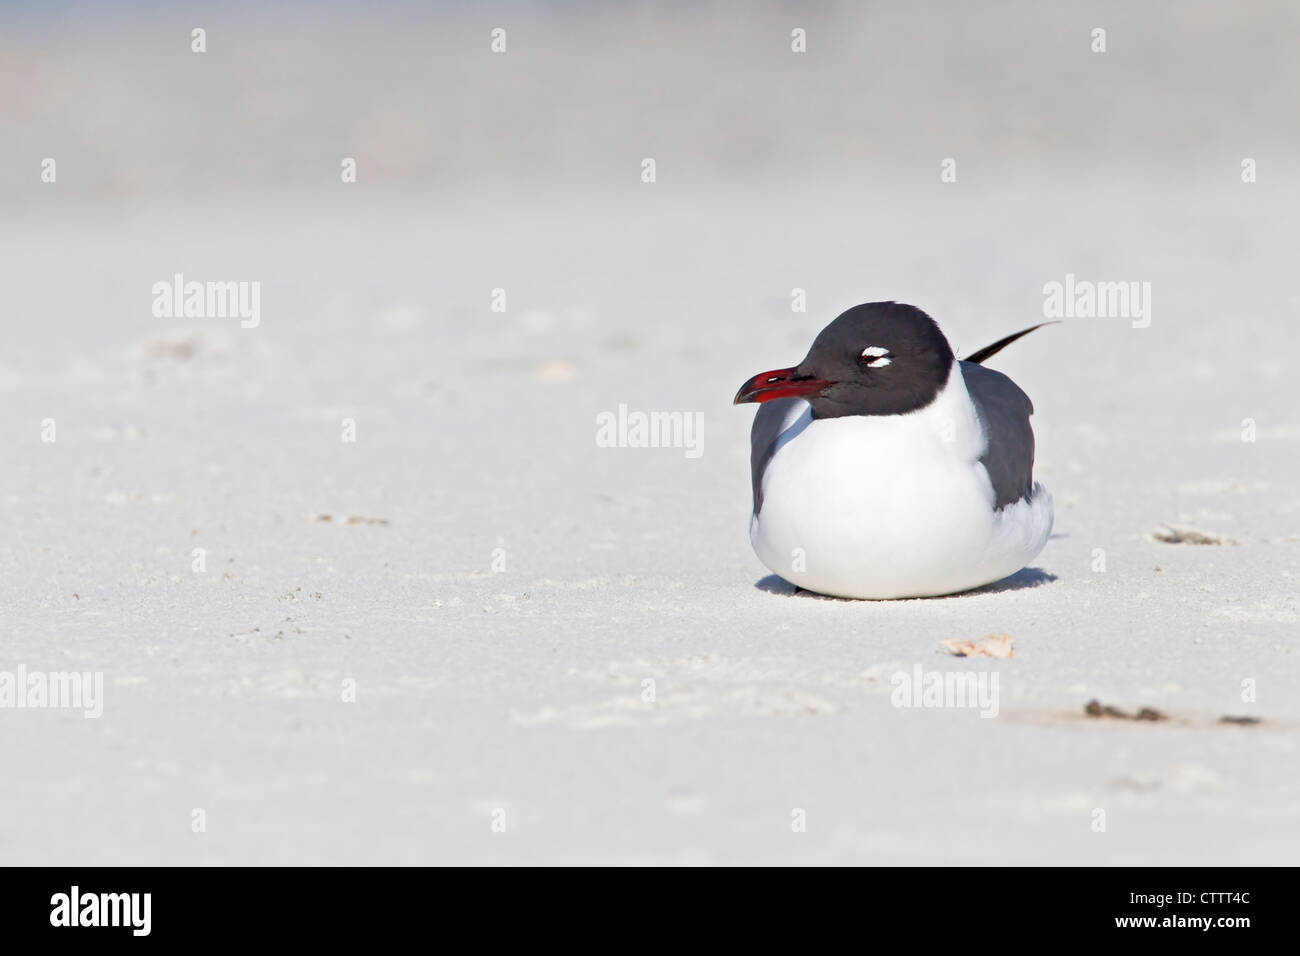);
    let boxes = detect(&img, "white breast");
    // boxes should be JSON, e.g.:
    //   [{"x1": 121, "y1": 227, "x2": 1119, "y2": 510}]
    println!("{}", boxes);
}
[{"x1": 749, "y1": 362, "x2": 1052, "y2": 599}]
